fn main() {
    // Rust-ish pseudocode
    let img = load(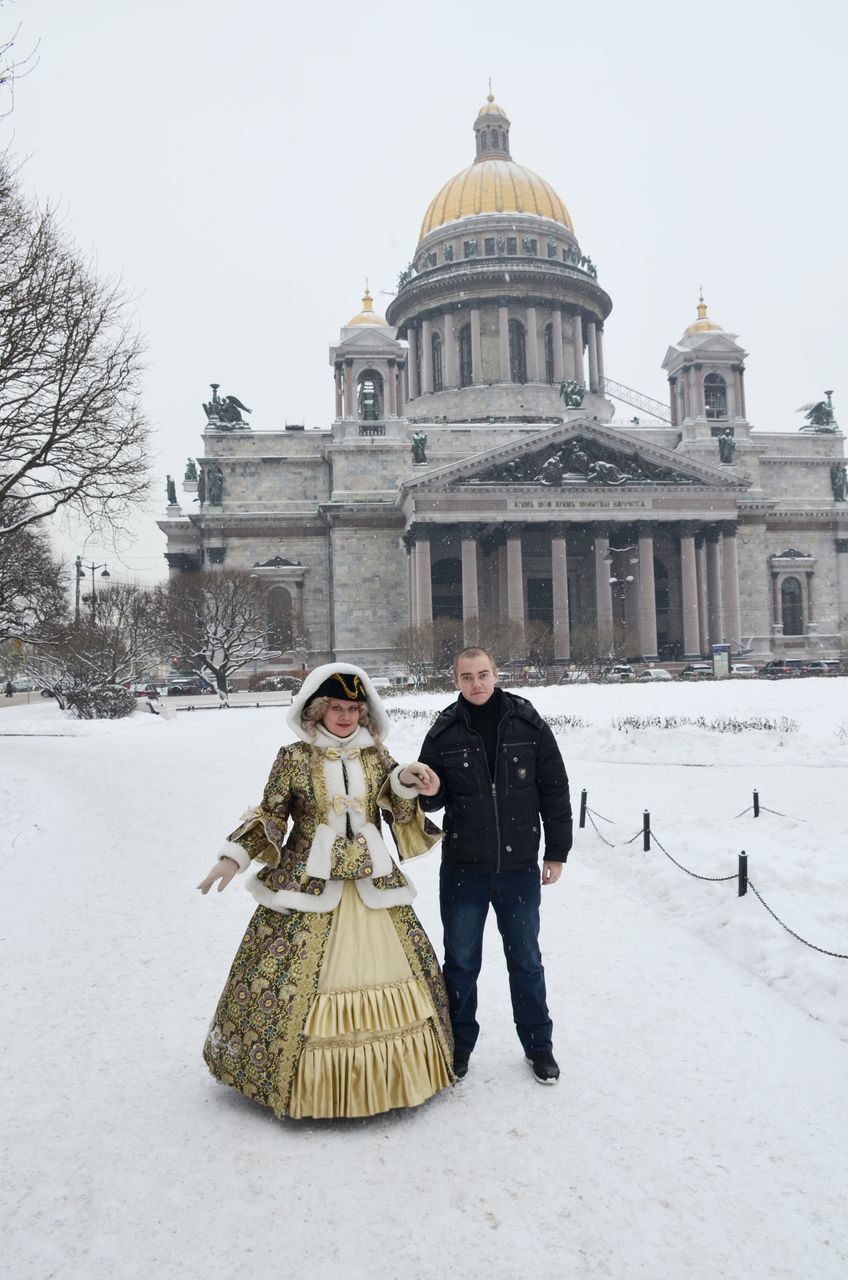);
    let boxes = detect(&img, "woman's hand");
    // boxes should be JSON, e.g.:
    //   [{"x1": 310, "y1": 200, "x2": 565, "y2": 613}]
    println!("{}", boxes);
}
[
  {"x1": 399, "y1": 762, "x2": 441, "y2": 797},
  {"x1": 197, "y1": 856, "x2": 239, "y2": 895}
]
